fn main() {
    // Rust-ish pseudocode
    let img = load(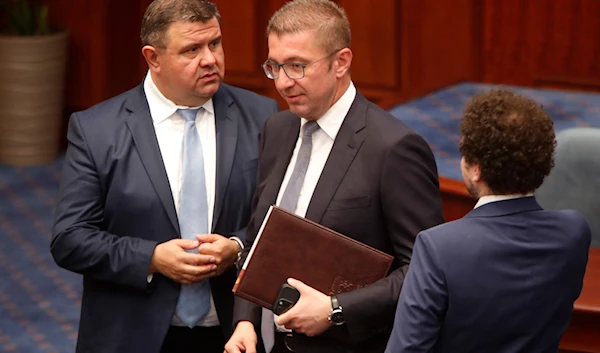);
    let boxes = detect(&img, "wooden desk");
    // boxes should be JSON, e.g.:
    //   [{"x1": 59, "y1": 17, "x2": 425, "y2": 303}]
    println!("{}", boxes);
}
[{"x1": 560, "y1": 248, "x2": 600, "y2": 353}]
